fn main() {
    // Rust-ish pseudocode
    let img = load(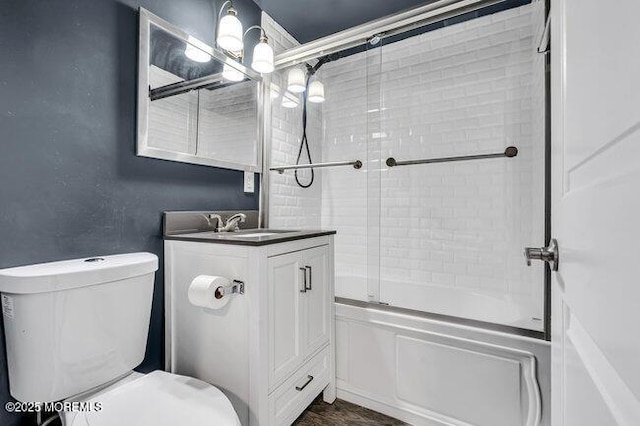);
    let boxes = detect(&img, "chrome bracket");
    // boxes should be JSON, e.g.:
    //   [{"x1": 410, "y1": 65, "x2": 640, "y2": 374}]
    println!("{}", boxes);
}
[
  {"x1": 524, "y1": 239, "x2": 559, "y2": 271},
  {"x1": 214, "y1": 280, "x2": 245, "y2": 299}
]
